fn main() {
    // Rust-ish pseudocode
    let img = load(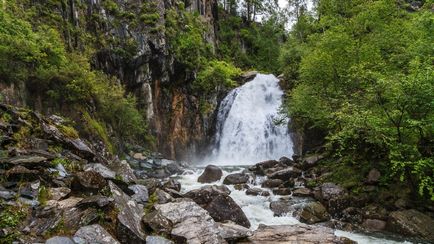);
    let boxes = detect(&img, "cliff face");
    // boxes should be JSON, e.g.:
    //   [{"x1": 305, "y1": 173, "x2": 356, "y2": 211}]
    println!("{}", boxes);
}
[{"x1": 3, "y1": 0, "x2": 222, "y2": 160}]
